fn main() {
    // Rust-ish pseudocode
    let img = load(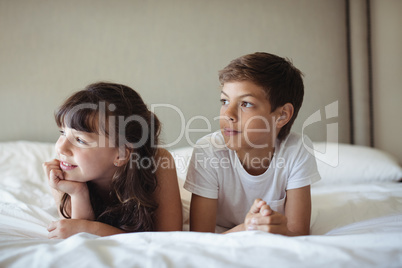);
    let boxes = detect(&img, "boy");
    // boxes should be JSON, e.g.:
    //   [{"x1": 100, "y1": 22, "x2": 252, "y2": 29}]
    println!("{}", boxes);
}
[{"x1": 184, "y1": 52, "x2": 321, "y2": 235}]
